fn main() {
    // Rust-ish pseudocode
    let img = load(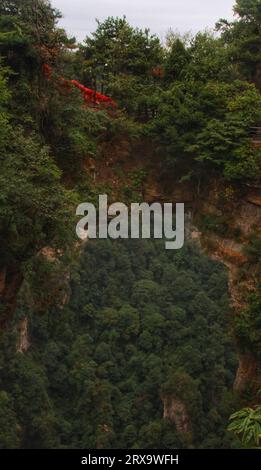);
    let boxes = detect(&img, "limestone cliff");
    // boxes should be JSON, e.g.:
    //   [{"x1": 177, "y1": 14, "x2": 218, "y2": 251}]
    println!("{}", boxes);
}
[
  {"x1": 162, "y1": 396, "x2": 191, "y2": 435},
  {"x1": 17, "y1": 317, "x2": 30, "y2": 354},
  {"x1": 1, "y1": 137, "x2": 260, "y2": 400},
  {"x1": 85, "y1": 140, "x2": 261, "y2": 395},
  {"x1": 197, "y1": 184, "x2": 261, "y2": 393}
]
